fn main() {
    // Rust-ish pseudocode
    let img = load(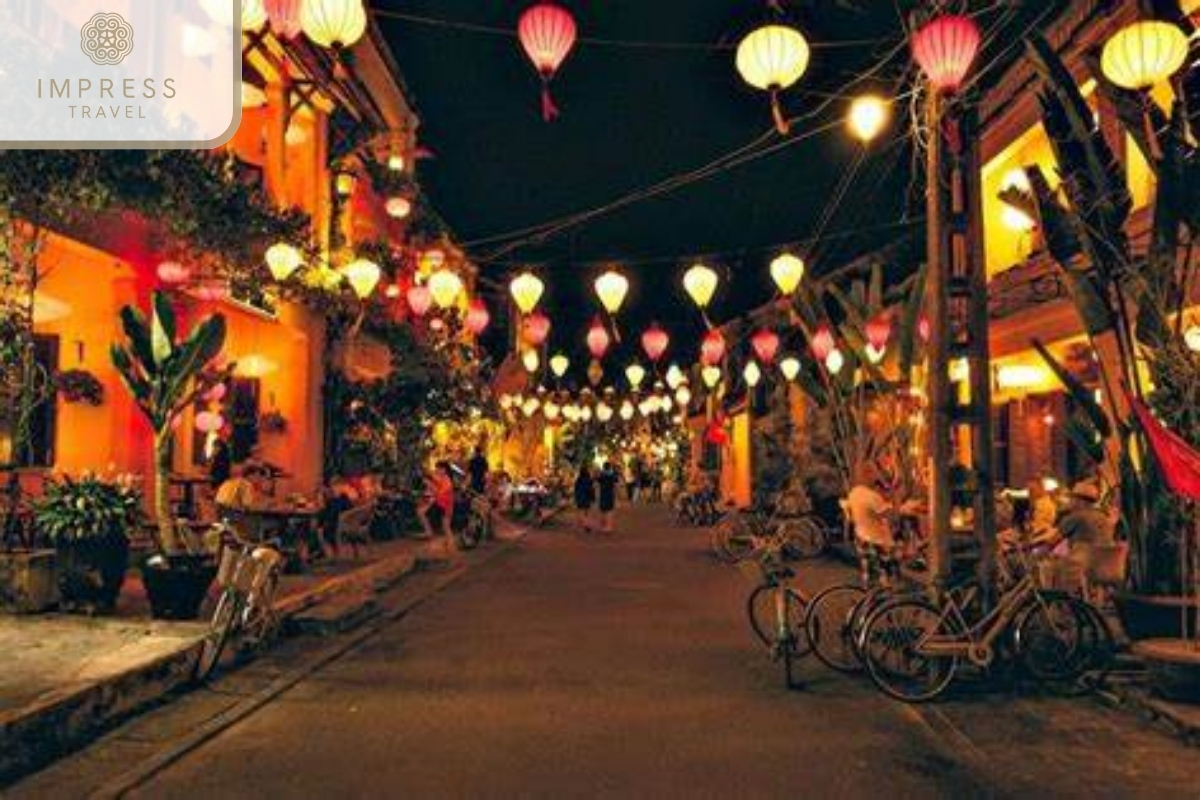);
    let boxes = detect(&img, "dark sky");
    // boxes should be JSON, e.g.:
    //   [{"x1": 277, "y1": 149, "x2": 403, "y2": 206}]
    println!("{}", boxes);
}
[{"x1": 375, "y1": 1, "x2": 1061, "y2": 371}]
